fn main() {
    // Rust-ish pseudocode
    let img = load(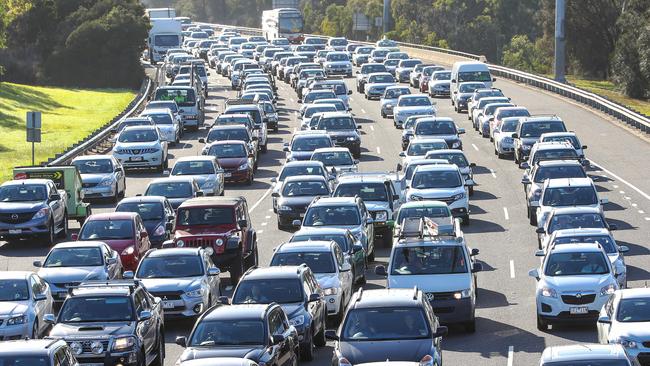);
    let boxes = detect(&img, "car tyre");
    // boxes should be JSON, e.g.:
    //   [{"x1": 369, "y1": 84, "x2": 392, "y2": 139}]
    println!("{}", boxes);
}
[
  {"x1": 229, "y1": 251, "x2": 245, "y2": 285},
  {"x1": 468, "y1": 186, "x2": 474, "y2": 197},
  {"x1": 153, "y1": 332, "x2": 165, "y2": 366},
  {"x1": 44, "y1": 220, "x2": 55, "y2": 247},
  {"x1": 261, "y1": 143, "x2": 268, "y2": 153},
  {"x1": 537, "y1": 315, "x2": 547, "y2": 331},
  {"x1": 31, "y1": 320, "x2": 39, "y2": 339},
  {"x1": 58, "y1": 212, "x2": 68, "y2": 239},
  {"x1": 300, "y1": 332, "x2": 314, "y2": 361},
  {"x1": 367, "y1": 248, "x2": 375, "y2": 262},
  {"x1": 314, "y1": 320, "x2": 326, "y2": 347},
  {"x1": 245, "y1": 245, "x2": 258, "y2": 270},
  {"x1": 529, "y1": 209, "x2": 537, "y2": 226},
  {"x1": 461, "y1": 215, "x2": 470, "y2": 226}
]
